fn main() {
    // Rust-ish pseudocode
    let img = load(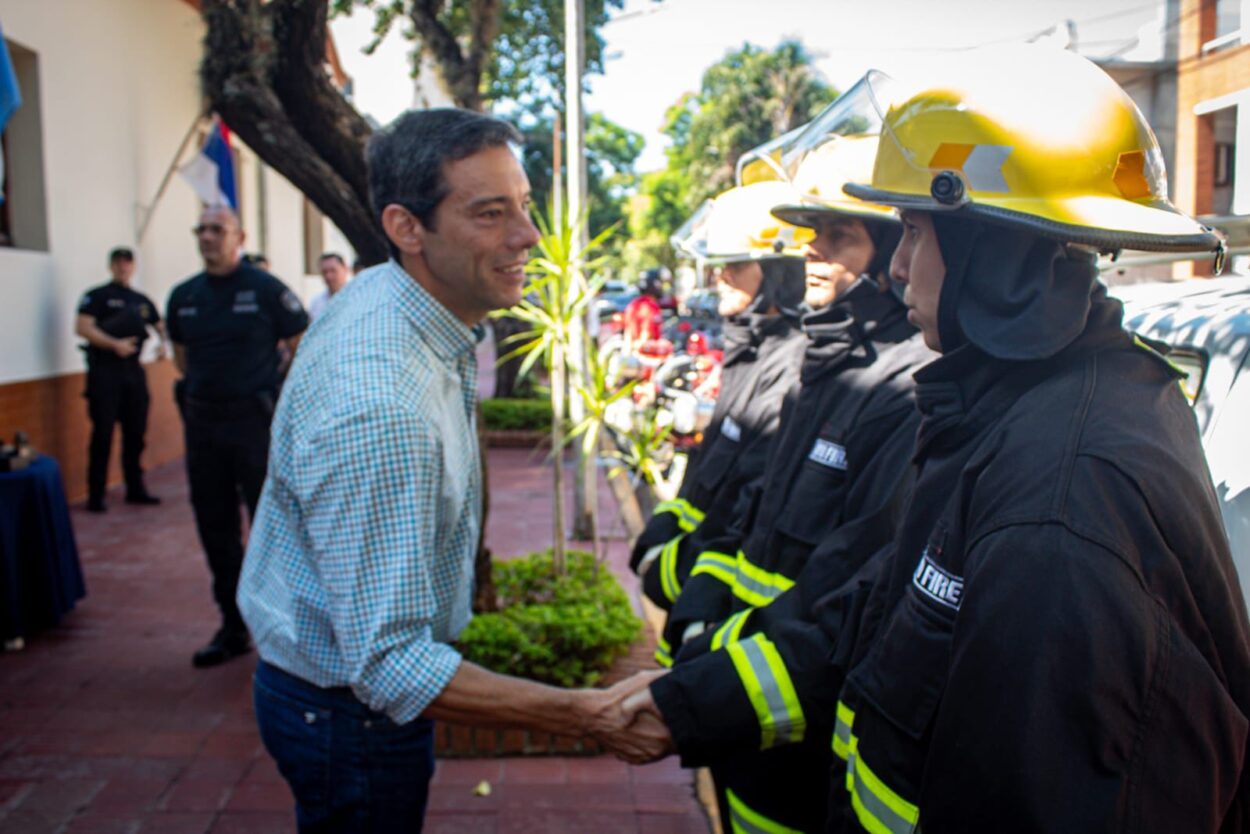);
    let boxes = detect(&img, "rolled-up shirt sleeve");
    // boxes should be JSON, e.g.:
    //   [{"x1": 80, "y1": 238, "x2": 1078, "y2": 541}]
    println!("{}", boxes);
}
[{"x1": 298, "y1": 401, "x2": 464, "y2": 723}]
